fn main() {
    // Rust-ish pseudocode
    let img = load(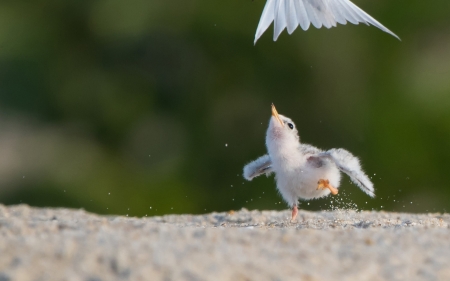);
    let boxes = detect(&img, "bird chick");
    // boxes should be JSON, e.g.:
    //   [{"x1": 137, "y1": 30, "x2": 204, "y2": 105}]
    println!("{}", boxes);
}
[
  {"x1": 254, "y1": 0, "x2": 399, "y2": 44},
  {"x1": 243, "y1": 104, "x2": 374, "y2": 221}
]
